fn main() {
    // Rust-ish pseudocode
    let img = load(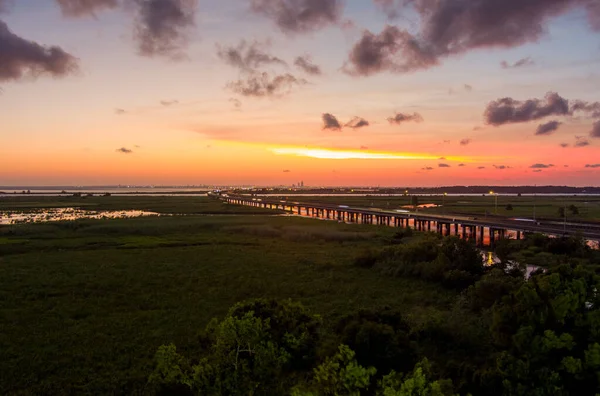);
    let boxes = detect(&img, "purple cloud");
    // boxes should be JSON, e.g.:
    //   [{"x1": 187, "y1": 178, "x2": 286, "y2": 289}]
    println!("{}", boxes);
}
[{"x1": 0, "y1": 20, "x2": 79, "y2": 82}]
